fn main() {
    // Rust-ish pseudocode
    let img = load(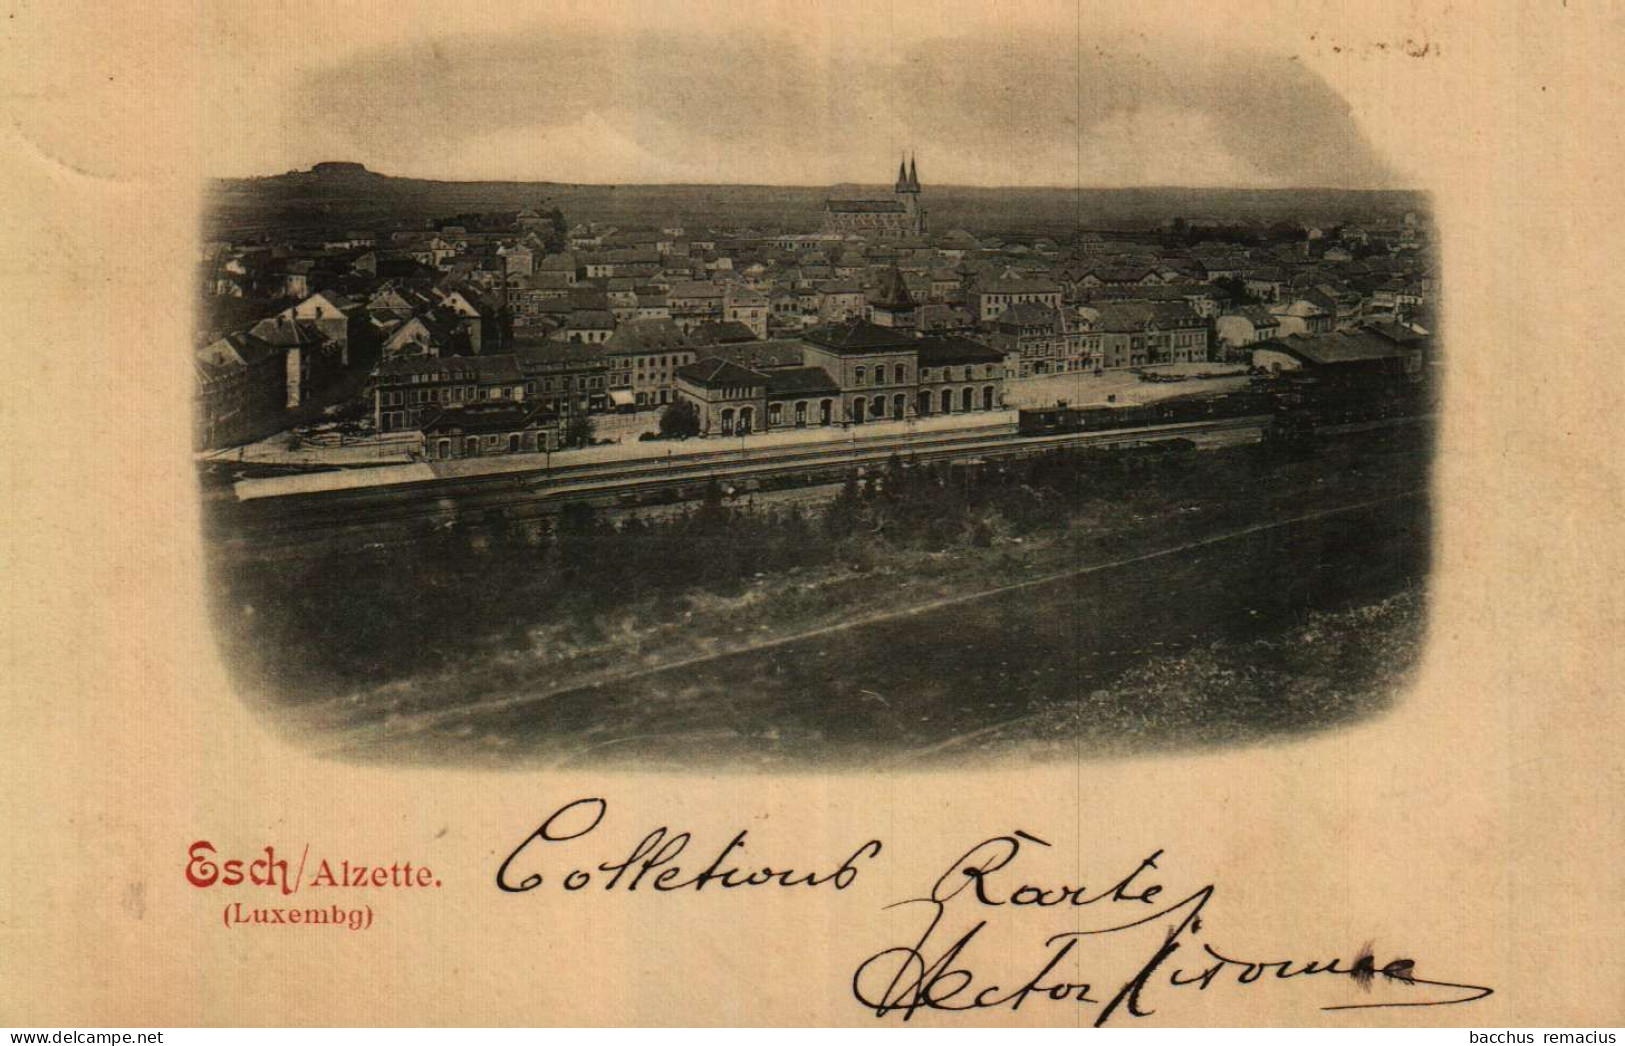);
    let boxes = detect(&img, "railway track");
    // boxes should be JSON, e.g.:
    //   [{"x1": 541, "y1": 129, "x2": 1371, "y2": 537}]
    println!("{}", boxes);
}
[{"x1": 208, "y1": 415, "x2": 1272, "y2": 549}]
